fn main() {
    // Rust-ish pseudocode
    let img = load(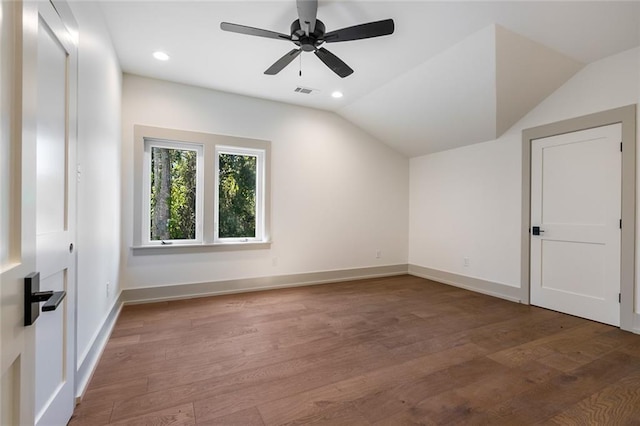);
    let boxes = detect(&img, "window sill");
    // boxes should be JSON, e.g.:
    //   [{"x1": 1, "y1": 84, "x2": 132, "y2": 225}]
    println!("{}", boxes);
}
[{"x1": 131, "y1": 241, "x2": 271, "y2": 255}]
